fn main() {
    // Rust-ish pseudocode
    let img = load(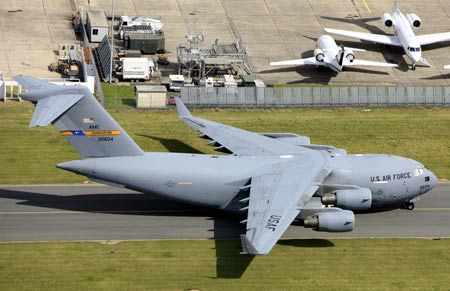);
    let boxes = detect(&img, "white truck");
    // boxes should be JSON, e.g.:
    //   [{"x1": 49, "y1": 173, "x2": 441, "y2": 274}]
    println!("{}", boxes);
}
[
  {"x1": 169, "y1": 75, "x2": 185, "y2": 91},
  {"x1": 119, "y1": 16, "x2": 163, "y2": 32},
  {"x1": 121, "y1": 57, "x2": 154, "y2": 81}
]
